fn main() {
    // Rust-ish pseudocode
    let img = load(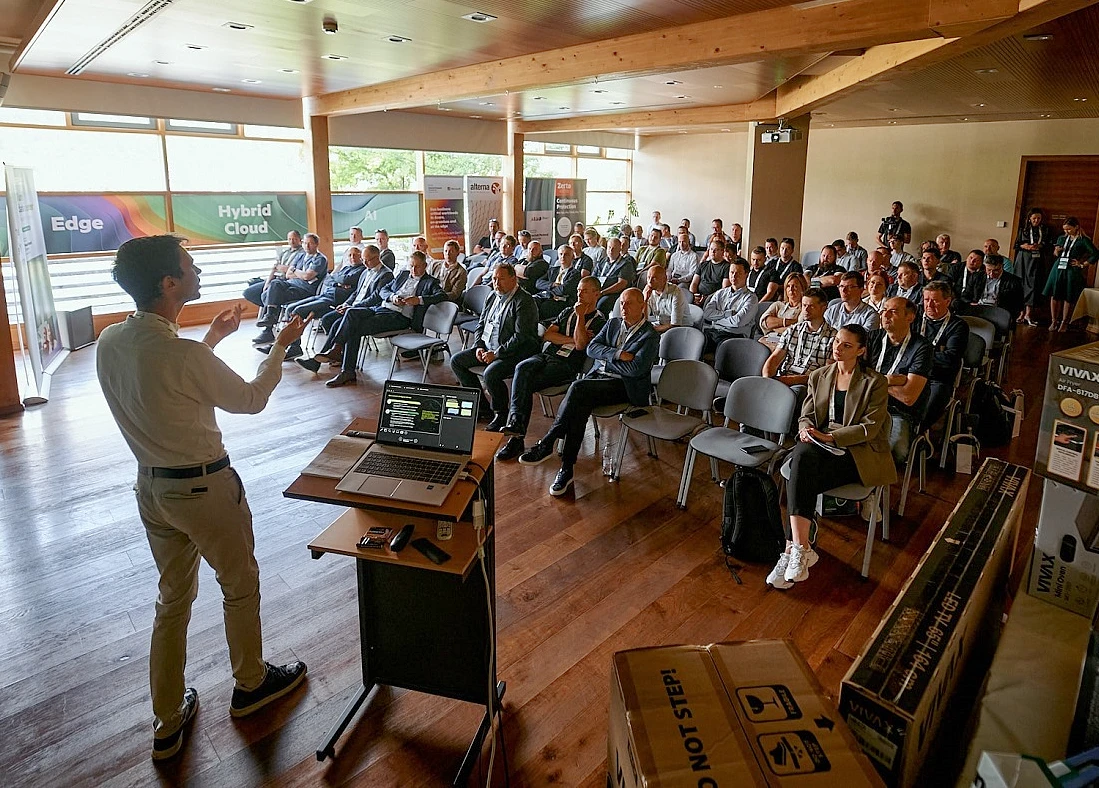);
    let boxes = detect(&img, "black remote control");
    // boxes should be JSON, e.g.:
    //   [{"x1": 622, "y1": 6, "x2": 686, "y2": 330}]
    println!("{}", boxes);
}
[
  {"x1": 411, "y1": 538, "x2": 451, "y2": 565},
  {"x1": 389, "y1": 523, "x2": 415, "y2": 552}
]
